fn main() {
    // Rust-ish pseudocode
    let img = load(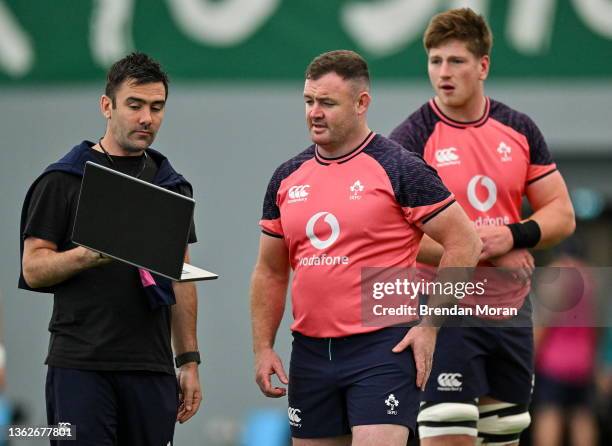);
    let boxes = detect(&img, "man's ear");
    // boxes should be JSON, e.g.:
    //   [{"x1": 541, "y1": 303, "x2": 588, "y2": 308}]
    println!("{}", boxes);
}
[
  {"x1": 100, "y1": 95, "x2": 112, "y2": 119},
  {"x1": 356, "y1": 91, "x2": 371, "y2": 116},
  {"x1": 479, "y1": 55, "x2": 490, "y2": 81}
]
